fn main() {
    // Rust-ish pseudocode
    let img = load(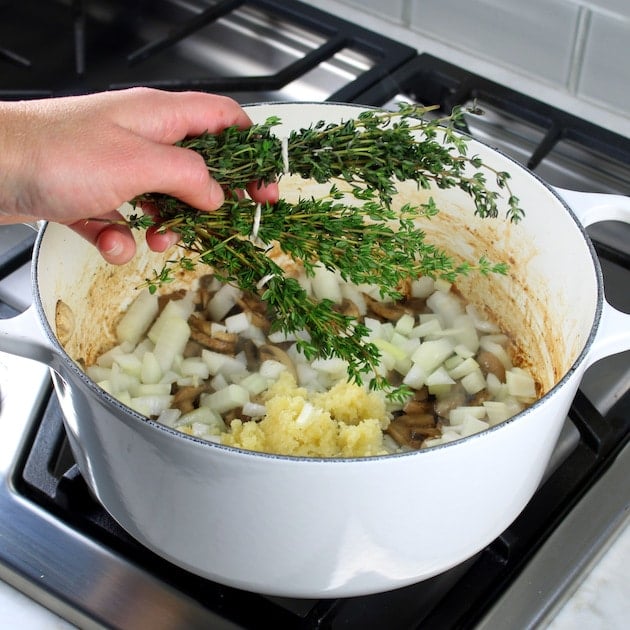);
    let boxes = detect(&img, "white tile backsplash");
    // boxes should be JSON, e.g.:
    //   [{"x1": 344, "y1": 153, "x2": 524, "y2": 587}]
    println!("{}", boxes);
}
[
  {"x1": 579, "y1": 12, "x2": 630, "y2": 111},
  {"x1": 408, "y1": 0, "x2": 580, "y2": 85},
  {"x1": 581, "y1": 1, "x2": 630, "y2": 18},
  {"x1": 303, "y1": 0, "x2": 630, "y2": 132}
]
